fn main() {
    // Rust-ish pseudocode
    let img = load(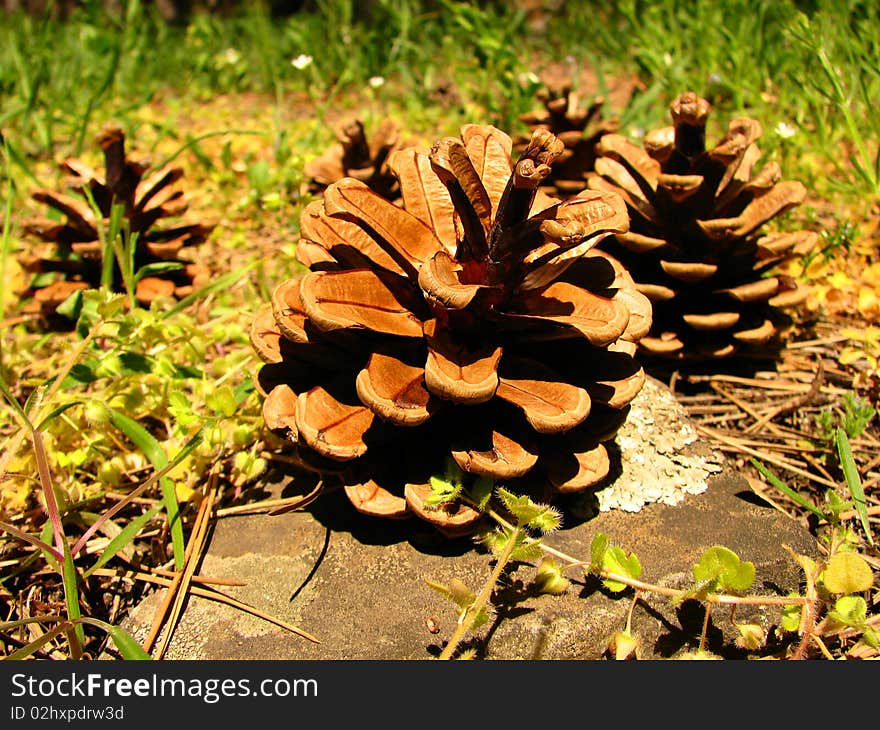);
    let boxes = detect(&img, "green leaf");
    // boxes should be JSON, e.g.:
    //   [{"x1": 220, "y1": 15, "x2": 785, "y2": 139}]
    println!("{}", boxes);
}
[
  {"x1": 693, "y1": 546, "x2": 755, "y2": 593},
  {"x1": 66, "y1": 362, "x2": 98, "y2": 384},
  {"x1": 534, "y1": 557, "x2": 570, "y2": 595},
  {"x1": 465, "y1": 476, "x2": 493, "y2": 510},
  {"x1": 55, "y1": 289, "x2": 84, "y2": 321},
  {"x1": 162, "y1": 265, "x2": 253, "y2": 319},
  {"x1": 118, "y1": 352, "x2": 154, "y2": 374},
  {"x1": 233, "y1": 378, "x2": 256, "y2": 405},
  {"x1": 827, "y1": 595, "x2": 867, "y2": 630},
  {"x1": 836, "y1": 427, "x2": 875, "y2": 546},
  {"x1": 109, "y1": 410, "x2": 184, "y2": 569},
  {"x1": 734, "y1": 623, "x2": 766, "y2": 651},
  {"x1": 825, "y1": 490, "x2": 853, "y2": 522},
  {"x1": 822, "y1": 551, "x2": 874, "y2": 594},
  {"x1": 479, "y1": 524, "x2": 541, "y2": 561},
  {"x1": 206, "y1": 384, "x2": 238, "y2": 417},
  {"x1": 76, "y1": 618, "x2": 152, "y2": 660},
  {"x1": 105, "y1": 624, "x2": 152, "y2": 660},
  {"x1": 862, "y1": 627, "x2": 880, "y2": 650},
  {"x1": 35, "y1": 401, "x2": 82, "y2": 431},
  {"x1": 589, "y1": 533, "x2": 610, "y2": 574},
  {"x1": 134, "y1": 261, "x2": 184, "y2": 283},
  {"x1": 606, "y1": 630, "x2": 640, "y2": 660},
  {"x1": 780, "y1": 597, "x2": 802, "y2": 632},
  {"x1": 448, "y1": 578, "x2": 476, "y2": 609},
  {"x1": 60, "y1": 538, "x2": 85, "y2": 651},
  {"x1": 426, "y1": 474, "x2": 463, "y2": 507},
  {"x1": 601, "y1": 546, "x2": 642, "y2": 593},
  {"x1": 497, "y1": 487, "x2": 561, "y2": 532}
]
